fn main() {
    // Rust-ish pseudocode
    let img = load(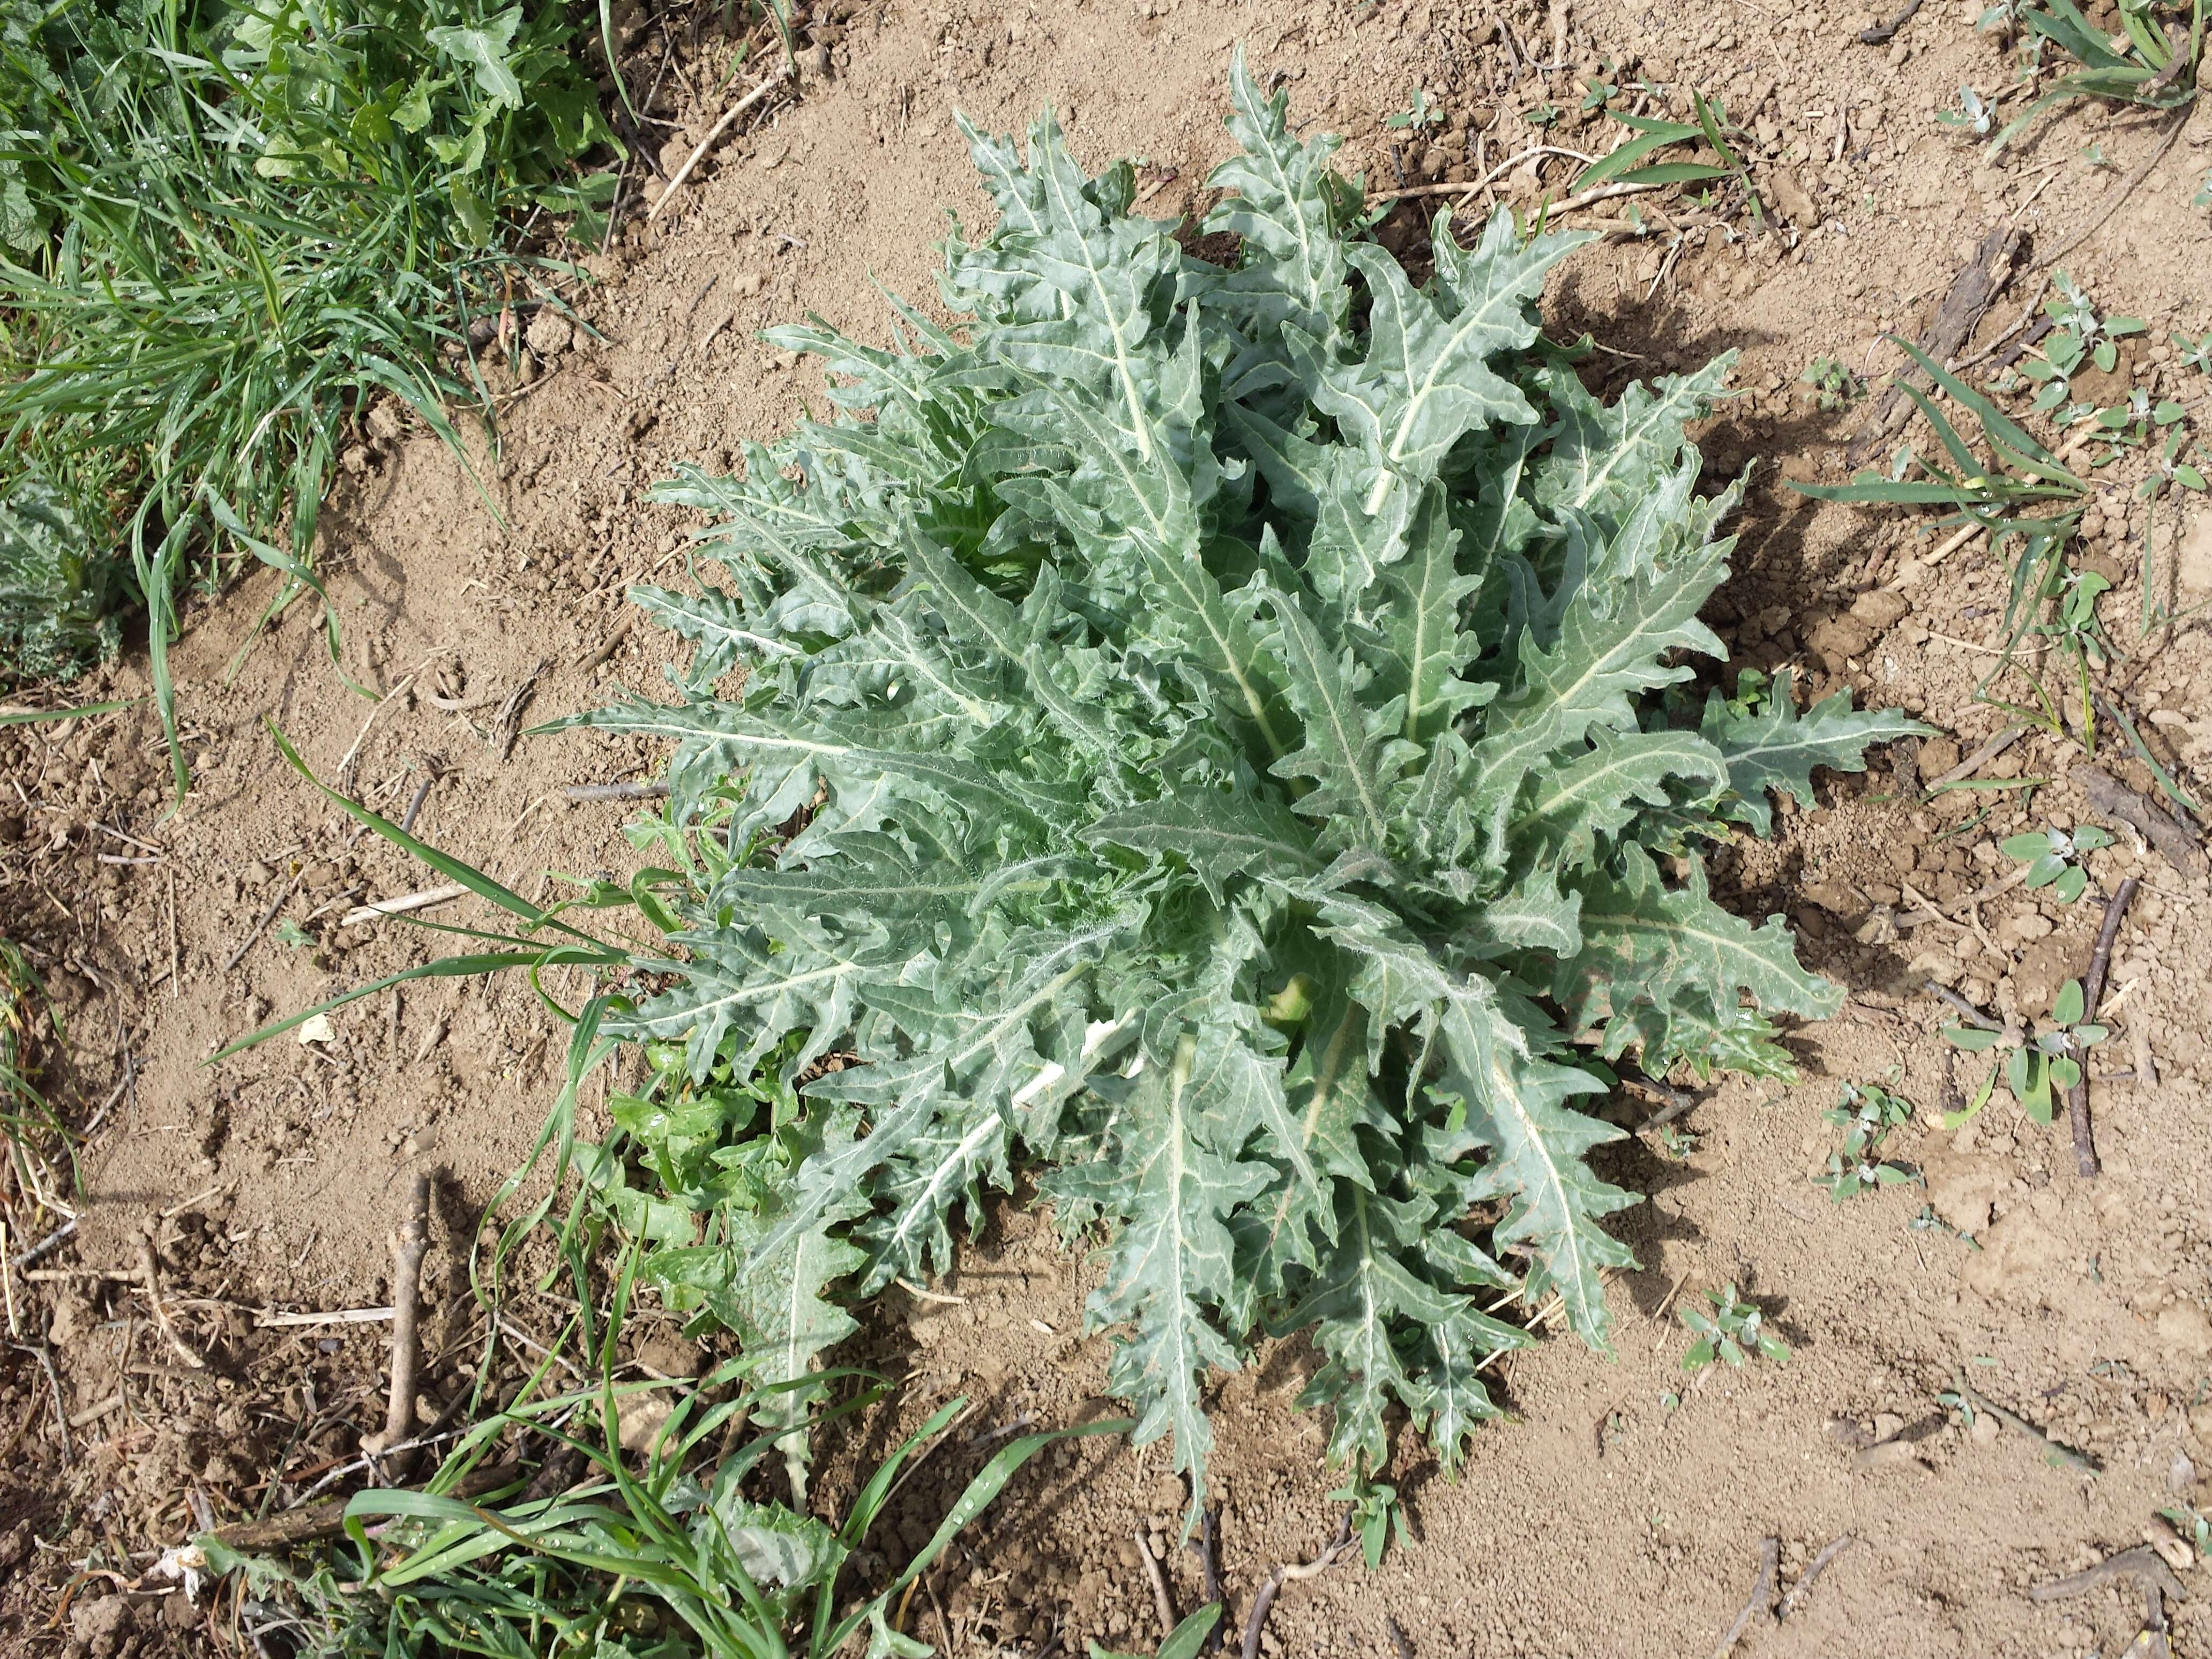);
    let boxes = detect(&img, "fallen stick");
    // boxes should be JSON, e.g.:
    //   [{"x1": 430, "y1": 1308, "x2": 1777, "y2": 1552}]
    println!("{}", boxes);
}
[
  {"x1": 1857, "y1": 0, "x2": 1922, "y2": 43},
  {"x1": 647, "y1": 67, "x2": 793, "y2": 222},
  {"x1": 1919, "y1": 725, "x2": 2028, "y2": 796},
  {"x1": 2065, "y1": 876, "x2": 2137, "y2": 1180},
  {"x1": 2073, "y1": 765, "x2": 2207, "y2": 880},
  {"x1": 1135, "y1": 1527, "x2": 1178, "y2": 1641},
  {"x1": 2031, "y1": 108, "x2": 2189, "y2": 273},
  {"x1": 362, "y1": 1172, "x2": 433, "y2": 1470},
  {"x1": 562, "y1": 780, "x2": 673, "y2": 803},
  {"x1": 1193, "y1": 1506, "x2": 1225, "y2": 1654},
  {"x1": 1710, "y1": 1537, "x2": 1778, "y2": 1659},
  {"x1": 1778, "y1": 1535, "x2": 1854, "y2": 1620},
  {"x1": 9, "y1": 1217, "x2": 76, "y2": 1271},
  {"x1": 1948, "y1": 1369, "x2": 2098, "y2": 1473},
  {"x1": 138, "y1": 1236, "x2": 205, "y2": 1371},
  {"x1": 222, "y1": 872, "x2": 302, "y2": 972},
  {"x1": 1896, "y1": 862, "x2": 2031, "y2": 928},
  {"x1": 1848, "y1": 227, "x2": 2020, "y2": 468},
  {"x1": 1241, "y1": 1517, "x2": 1351, "y2": 1659},
  {"x1": 2029, "y1": 1544, "x2": 2187, "y2": 1607},
  {"x1": 255, "y1": 1306, "x2": 396, "y2": 1329}
]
